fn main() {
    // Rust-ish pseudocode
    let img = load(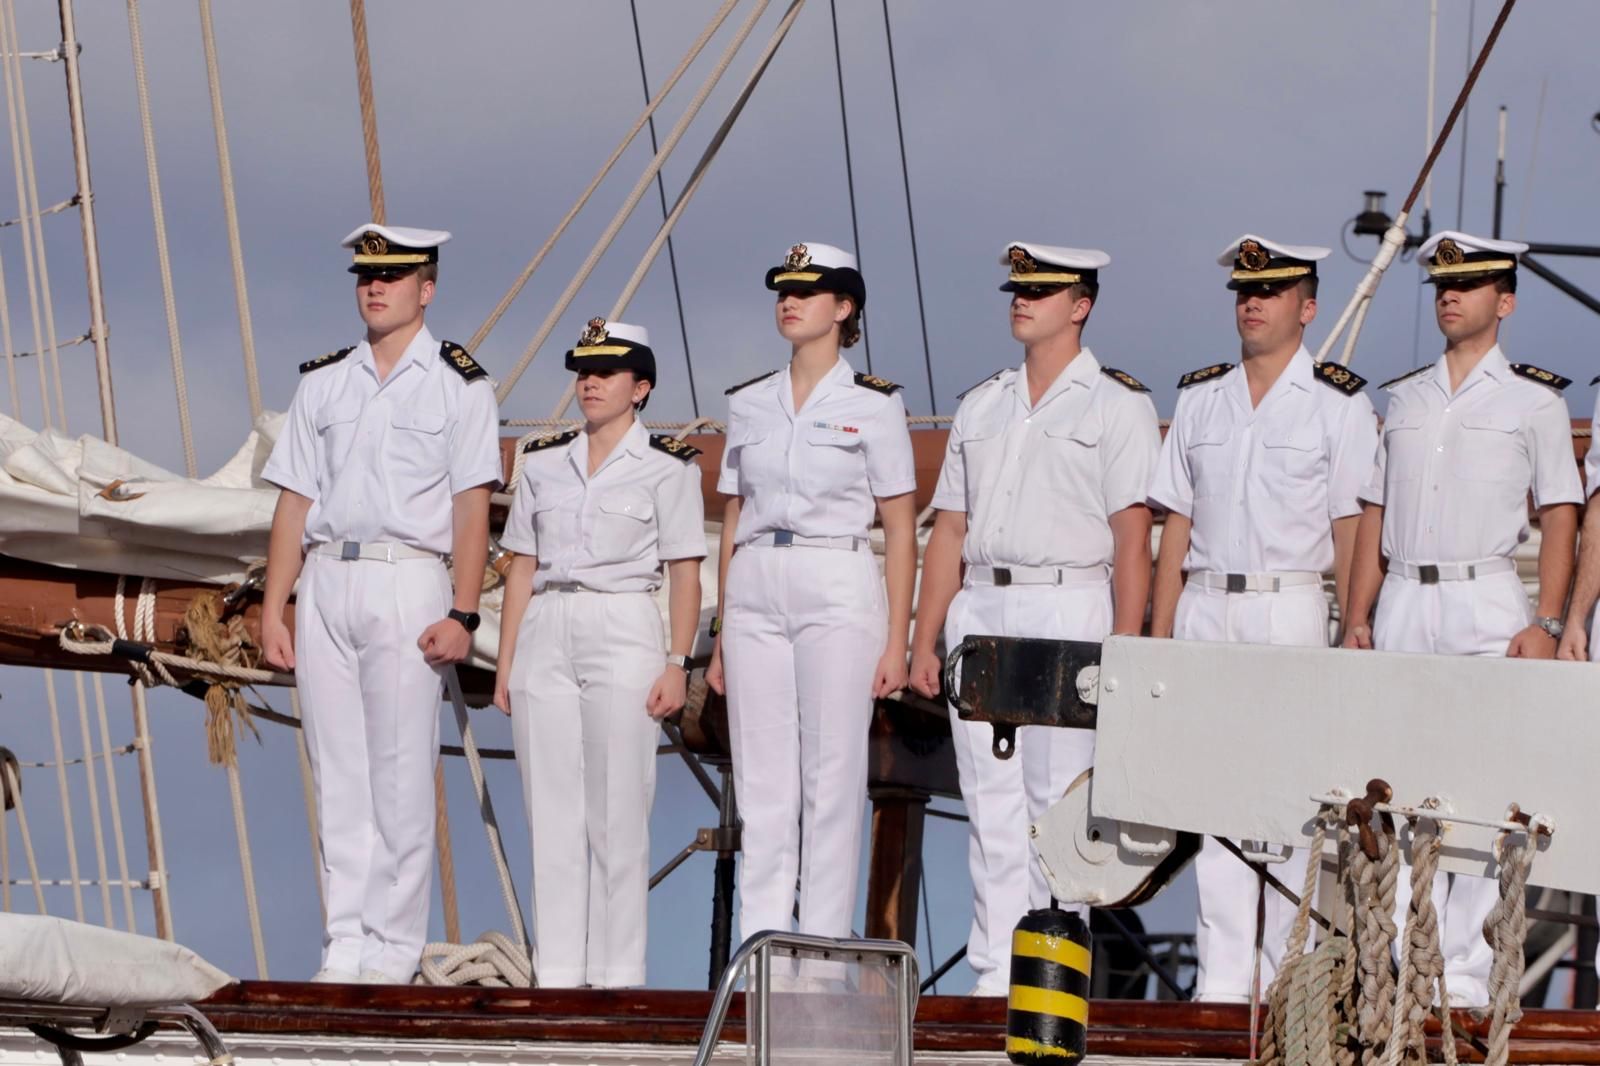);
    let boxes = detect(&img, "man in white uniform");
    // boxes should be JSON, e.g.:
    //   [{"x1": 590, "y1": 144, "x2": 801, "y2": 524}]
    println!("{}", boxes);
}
[
  {"x1": 909, "y1": 242, "x2": 1159, "y2": 995},
  {"x1": 1149, "y1": 235, "x2": 1378, "y2": 1002},
  {"x1": 1343, "y1": 230, "x2": 1580, "y2": 1006},
  {"x1": 261, "y1": 224, "x2": 502, "y2": 983}
]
